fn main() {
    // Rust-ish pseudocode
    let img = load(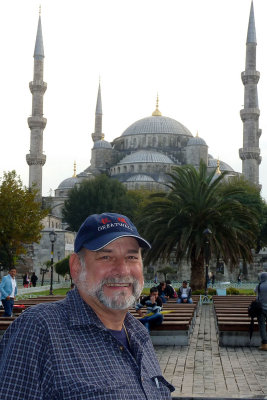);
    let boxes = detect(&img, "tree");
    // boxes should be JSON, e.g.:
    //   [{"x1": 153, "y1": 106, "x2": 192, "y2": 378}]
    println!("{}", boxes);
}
[
  {"x1": 137, "y1": 162, "x2": 260, "y2": 291},
  {"x1": 218, "y1": 176, "x2": 267, "y2": 252},
  {"x1": 157, "y1": 266, "x2": 177, "y2": 281},
  {"x1": 62, "y1": 174, "x2": 139, "y2": 231},
  {"x1": 0, "y1": 171, "x2": 47, "y2": 269},
  {"x1": 55, "y1": 256, "x2": 70, "y2": 277}
]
